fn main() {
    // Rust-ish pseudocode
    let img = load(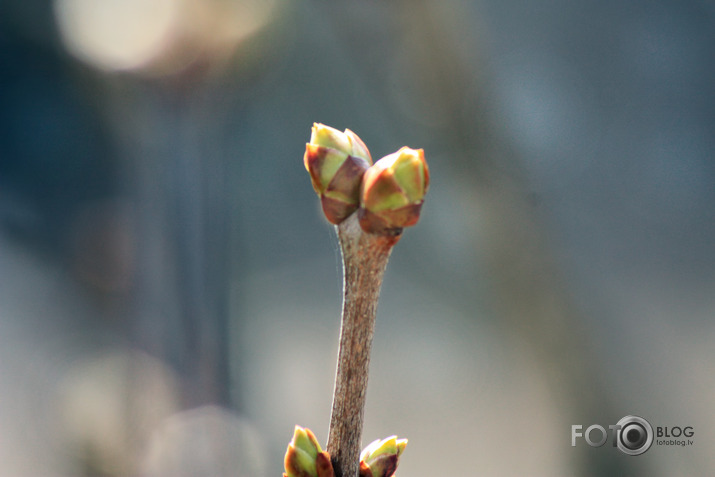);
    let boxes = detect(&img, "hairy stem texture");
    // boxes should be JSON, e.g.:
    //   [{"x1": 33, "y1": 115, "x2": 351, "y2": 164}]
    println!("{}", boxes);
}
[{"x1": 326, "y1": 214, "x2": 399, "y2": 477}]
